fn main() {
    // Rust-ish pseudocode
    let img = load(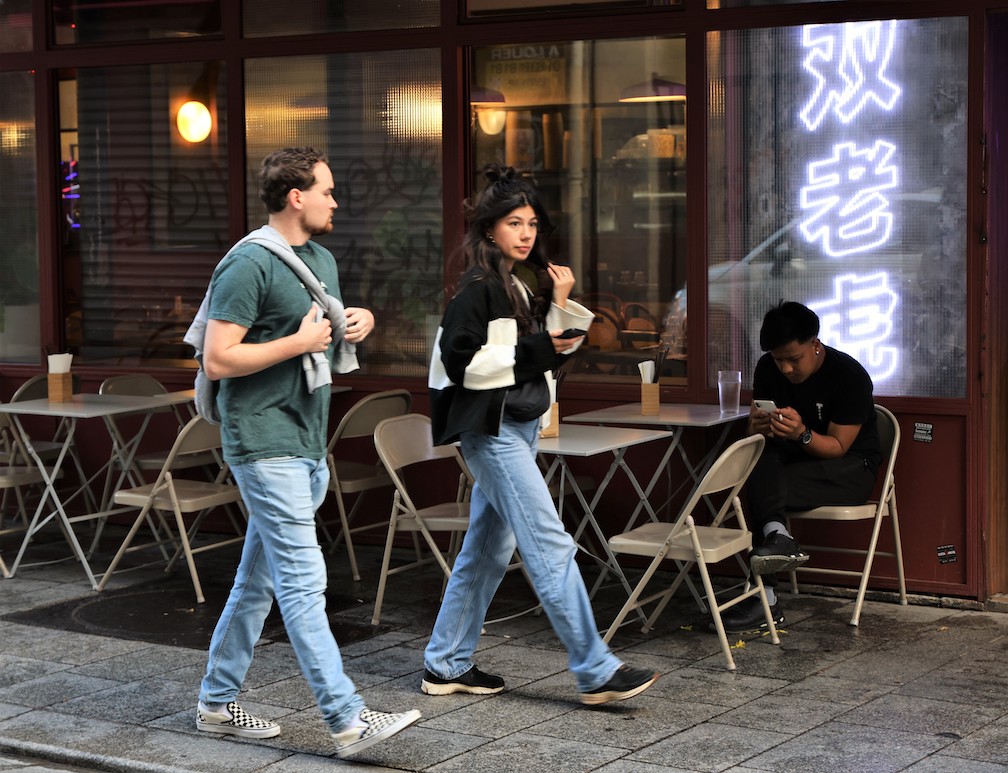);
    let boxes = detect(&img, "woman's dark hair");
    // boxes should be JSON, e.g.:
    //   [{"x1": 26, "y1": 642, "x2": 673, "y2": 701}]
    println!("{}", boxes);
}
[
  {"x1": 759, "y1": 301, "x2": 820, "y2": 351},
  {"x1": 259, "y1": 147, "x2": 329, "y2": 213},
  {"x1": 457, "y1": 164, "x2": 555, "y2": 334}
]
